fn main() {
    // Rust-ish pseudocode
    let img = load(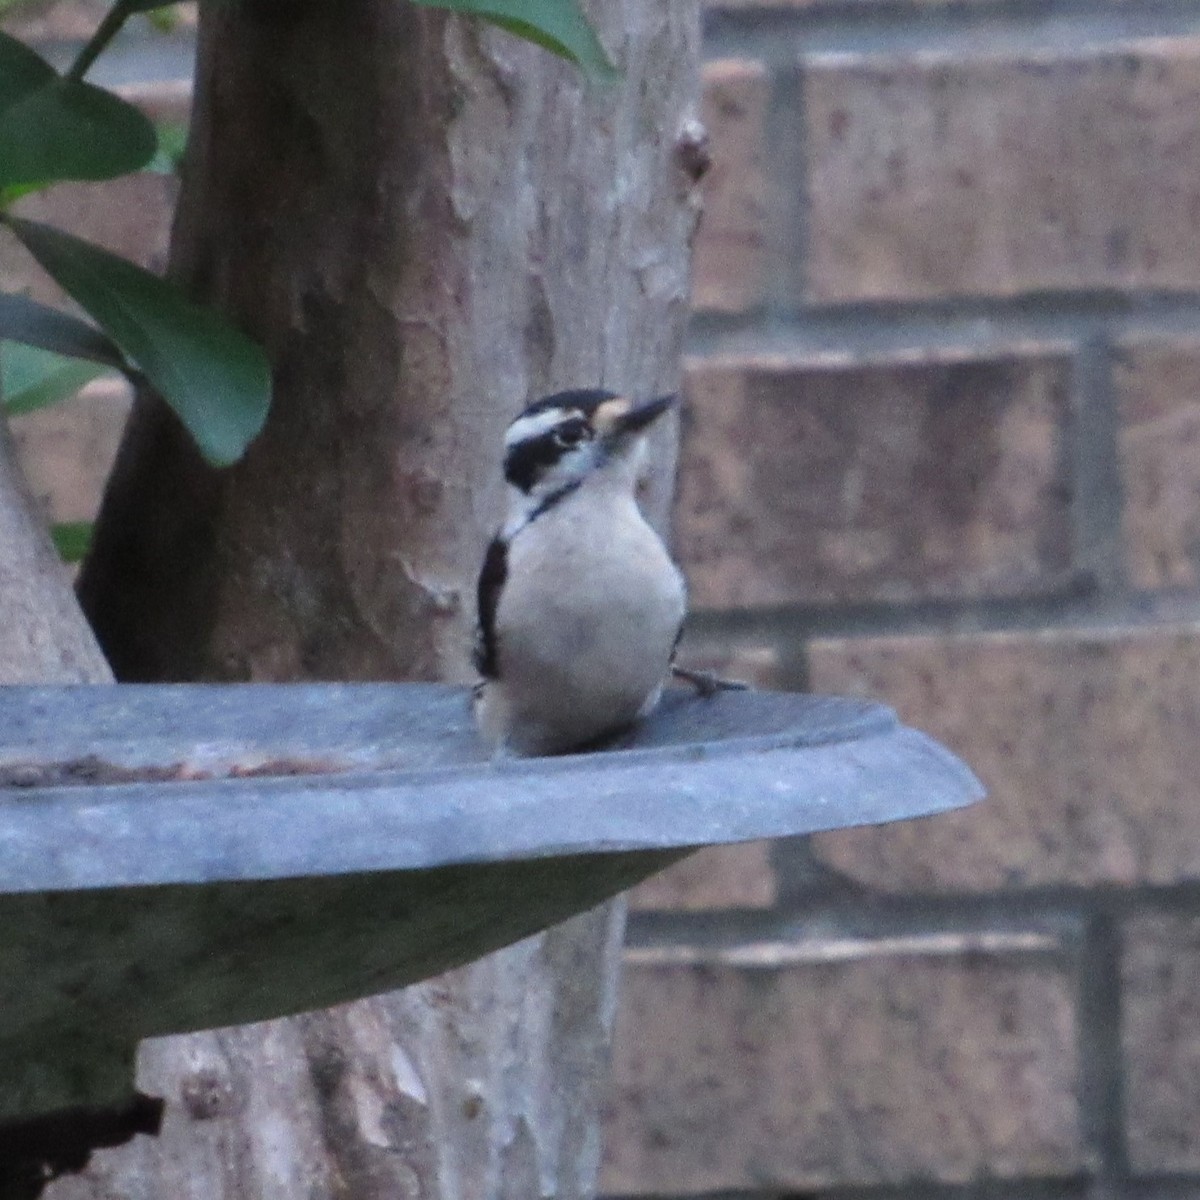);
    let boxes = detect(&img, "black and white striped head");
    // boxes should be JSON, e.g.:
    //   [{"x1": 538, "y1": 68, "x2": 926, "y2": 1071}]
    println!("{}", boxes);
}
[{"x1": 503, "y1": 388, "x2": 676, "y2": 498}]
